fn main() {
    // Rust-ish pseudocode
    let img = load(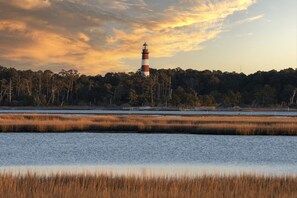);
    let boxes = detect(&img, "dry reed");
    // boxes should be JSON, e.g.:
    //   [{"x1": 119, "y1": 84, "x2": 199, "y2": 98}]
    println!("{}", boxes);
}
[
  {"x1": 1, "y1": 114, "x2": 297, "y2": 135},
  {"x1": 0, "y1": 174, "x2": 296, "y2": 198}
]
